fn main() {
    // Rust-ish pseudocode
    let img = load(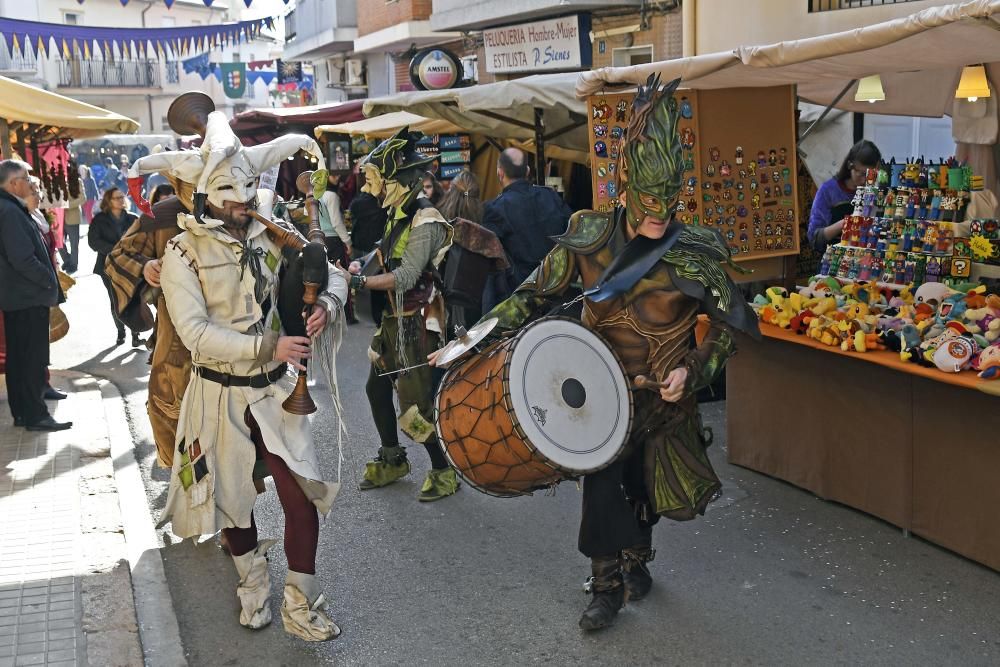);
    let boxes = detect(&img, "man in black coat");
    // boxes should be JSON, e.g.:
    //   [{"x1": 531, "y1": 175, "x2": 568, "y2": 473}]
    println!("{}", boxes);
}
[
  {"x1": 0, "y1": 160, "x2": 71, "y2": 431},
  {"x1": 481, "y1": 147, "x2": 573, "y2": 311}
]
